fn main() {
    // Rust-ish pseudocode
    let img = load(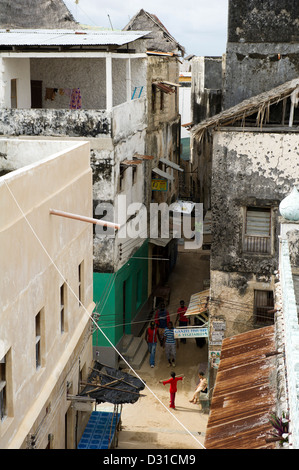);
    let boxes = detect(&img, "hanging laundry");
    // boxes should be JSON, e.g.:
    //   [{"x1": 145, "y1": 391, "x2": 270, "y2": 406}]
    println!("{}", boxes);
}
[
  {"x1": 69, "y1": 88, "x2": 82, "y2": 109},
  {"x1": 45, "y1": 87, "x2": 56, "y2": 101},
  {"x1": 63, "y1": 88, "x2": 72, "y2": 97}
]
